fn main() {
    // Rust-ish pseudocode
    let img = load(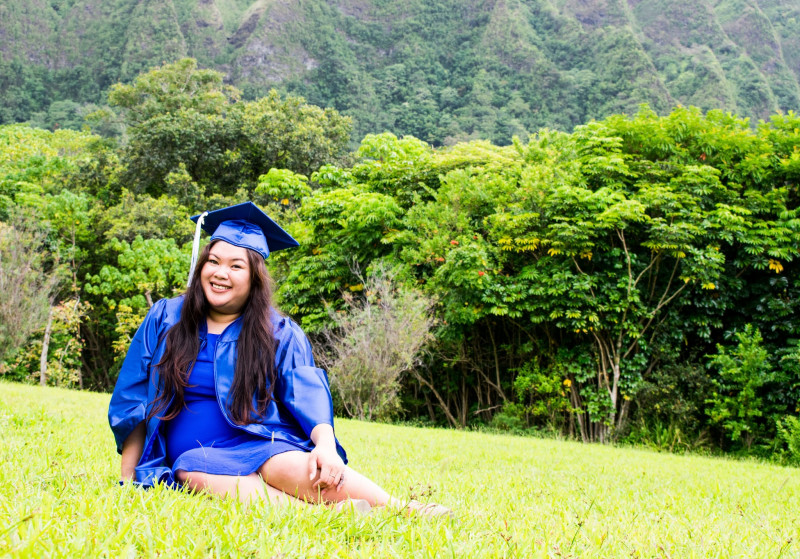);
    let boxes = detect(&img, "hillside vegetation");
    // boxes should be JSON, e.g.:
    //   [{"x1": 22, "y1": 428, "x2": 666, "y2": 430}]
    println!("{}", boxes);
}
[
  {"x1": 2, "y1": 0, "x2": 800, "y2": 143},
  {"x1": 2, "y1": 380, "x2": 798, "y2": 557}
]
